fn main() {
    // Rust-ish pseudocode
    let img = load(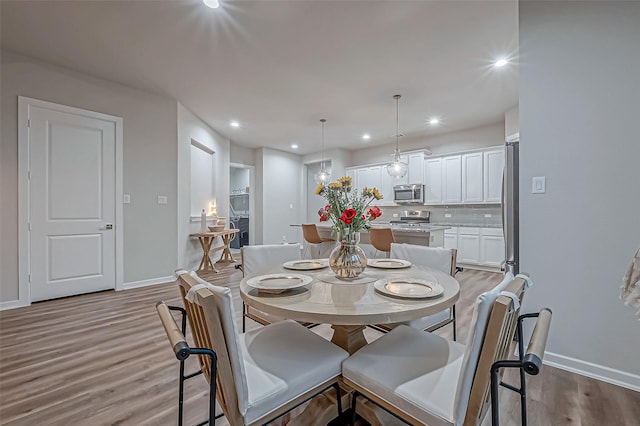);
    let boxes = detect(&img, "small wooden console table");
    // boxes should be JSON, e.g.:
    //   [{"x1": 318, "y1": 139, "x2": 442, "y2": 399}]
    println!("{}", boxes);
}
[{"x1": 189, "y1": 229, "x2": 239, "y2": 273}]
